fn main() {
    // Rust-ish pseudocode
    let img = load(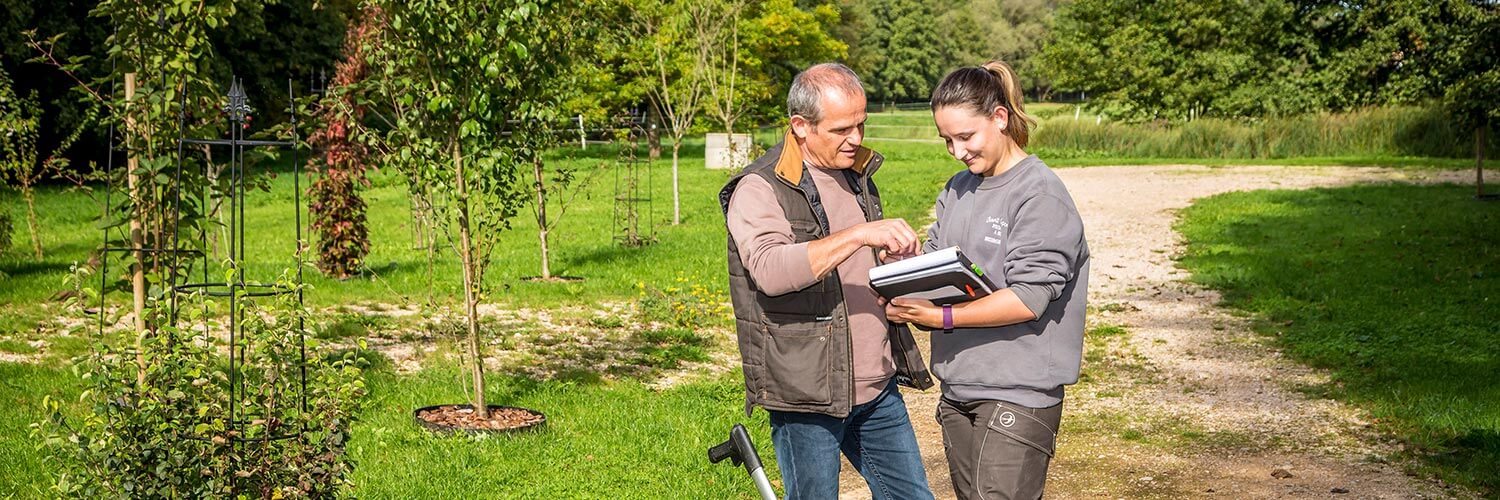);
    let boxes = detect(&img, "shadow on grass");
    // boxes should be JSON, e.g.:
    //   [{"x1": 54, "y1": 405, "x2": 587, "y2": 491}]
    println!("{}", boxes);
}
[
  {"x1": 562, "y1": 243, "x2": 652, "y2": 269},
  {"x1": 1176, "y1": 182, "x2": 1499, "y2": 495},
  {"x1": 0, "y1": 260, "x2": 74, "y2": 278}
]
